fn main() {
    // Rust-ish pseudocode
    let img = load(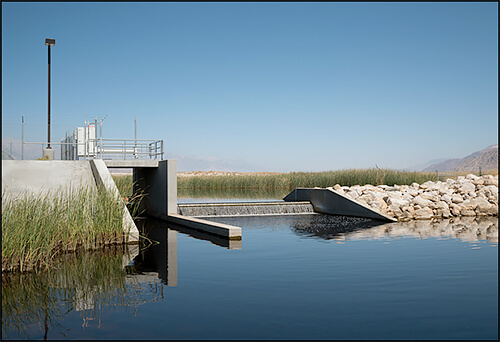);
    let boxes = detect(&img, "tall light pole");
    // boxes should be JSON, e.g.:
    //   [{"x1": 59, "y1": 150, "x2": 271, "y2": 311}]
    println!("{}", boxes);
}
[{"x1": 45, "y1": 38, "x2": 55, "y2": 153}]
